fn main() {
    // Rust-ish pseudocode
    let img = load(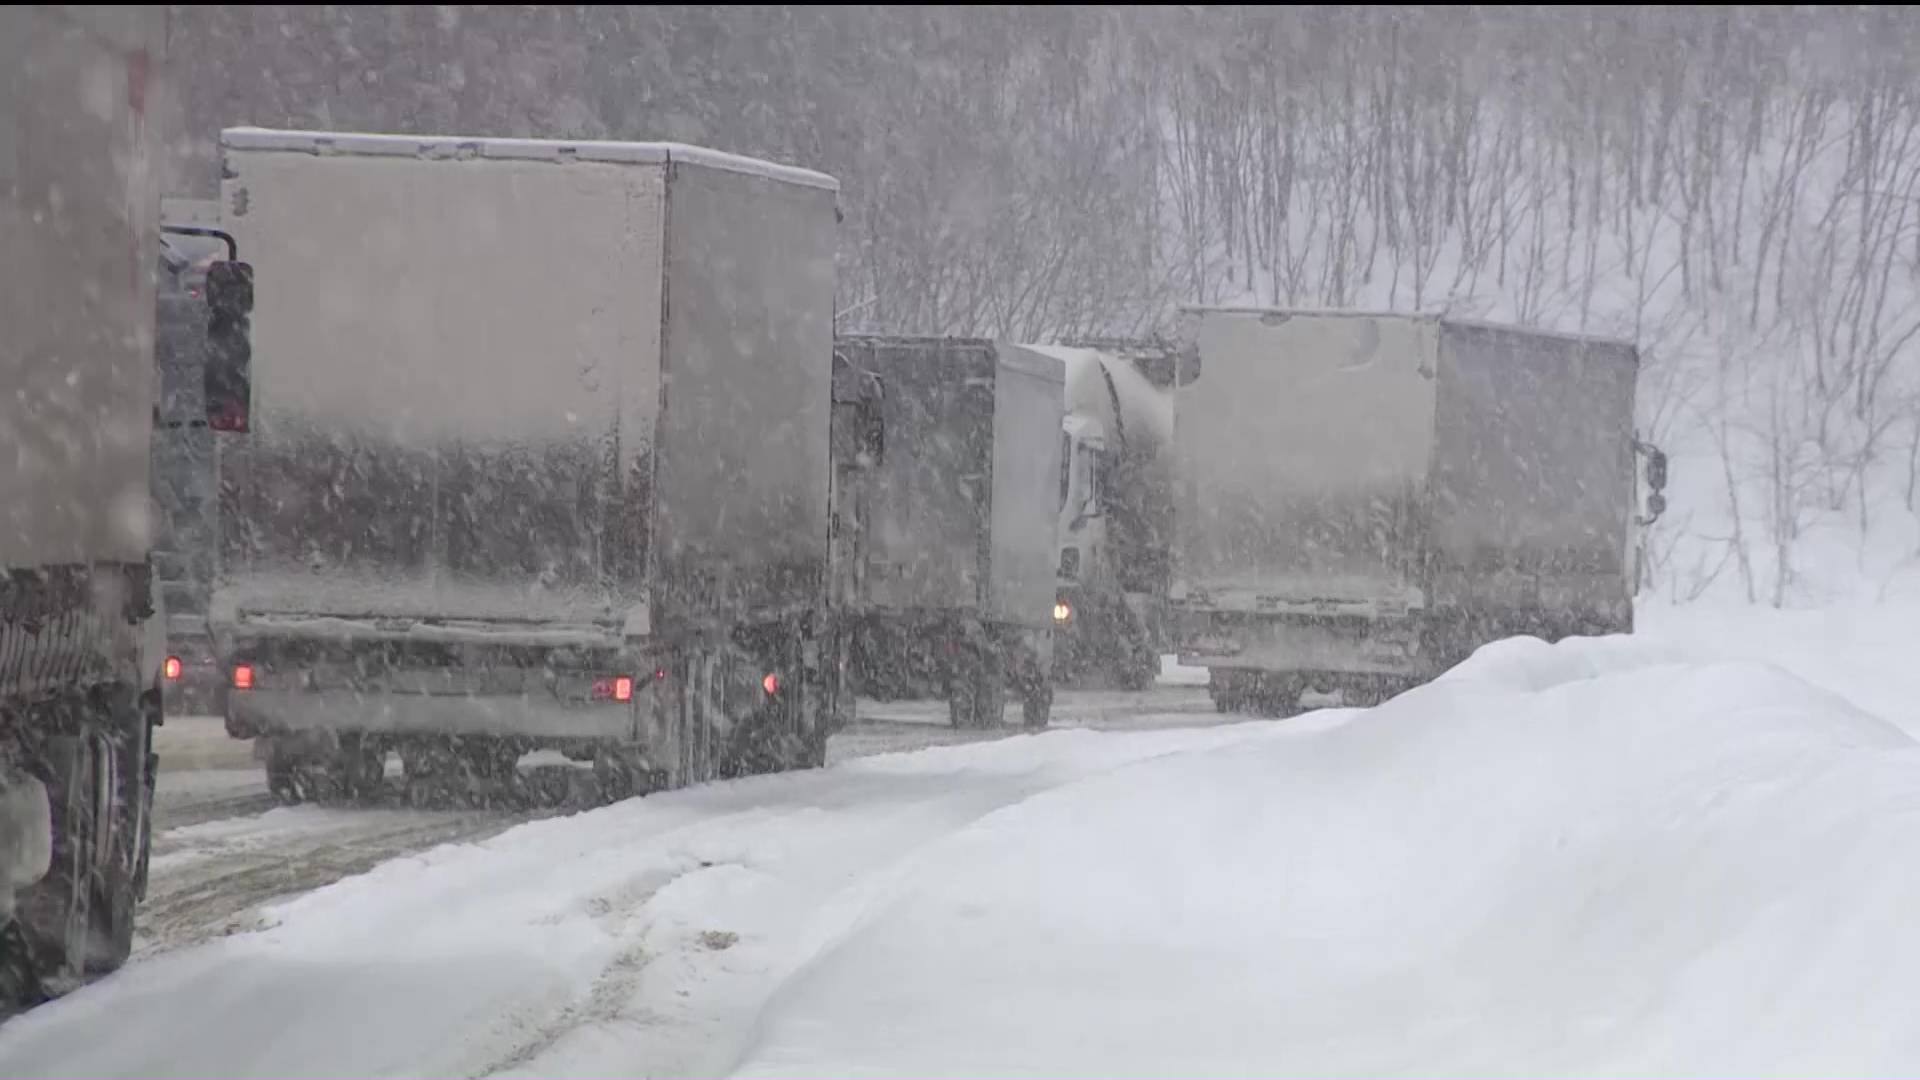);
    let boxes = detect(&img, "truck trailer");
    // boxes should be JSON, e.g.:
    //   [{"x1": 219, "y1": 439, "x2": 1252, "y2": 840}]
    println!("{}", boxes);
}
[
  {"x1": 1170, "y1": 308, "x2": 1661, "y2": 714},
  {"x1": 1, "y1": 6, "x2": 182, "y2": 1005},
  {"x1": 210, "y1": 128, "x2": 840, "y2": 804},
  {"x1": 830, "y1": 337, "x2": 1063, "y2": 729}
]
